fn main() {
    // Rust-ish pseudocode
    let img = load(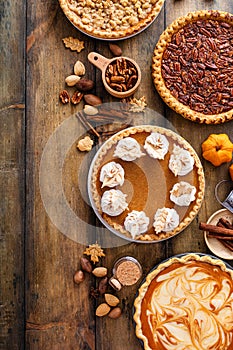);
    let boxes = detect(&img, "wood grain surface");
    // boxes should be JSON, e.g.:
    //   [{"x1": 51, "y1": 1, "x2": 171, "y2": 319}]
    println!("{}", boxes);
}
[{"x1": 1, "y1": 0, "x2": 233, "y2": 349}]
